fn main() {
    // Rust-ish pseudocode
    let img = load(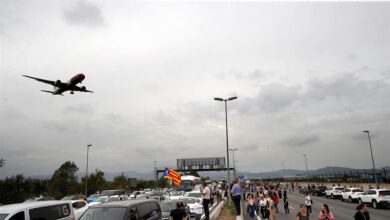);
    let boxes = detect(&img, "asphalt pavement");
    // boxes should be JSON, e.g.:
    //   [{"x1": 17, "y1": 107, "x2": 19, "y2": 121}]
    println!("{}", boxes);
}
[{"x1": 243, "y1": 190, "x2": 390, "y2": 220}]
